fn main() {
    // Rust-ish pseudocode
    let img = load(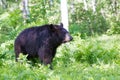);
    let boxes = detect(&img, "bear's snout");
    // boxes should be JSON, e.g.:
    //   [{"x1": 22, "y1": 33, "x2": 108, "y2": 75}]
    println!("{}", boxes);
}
[{"x1": 63, "y1": 33, "x2": 73, "y2": 43}]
